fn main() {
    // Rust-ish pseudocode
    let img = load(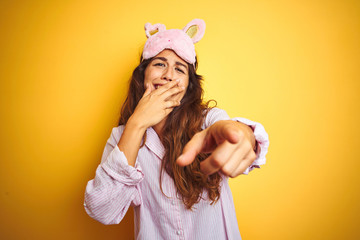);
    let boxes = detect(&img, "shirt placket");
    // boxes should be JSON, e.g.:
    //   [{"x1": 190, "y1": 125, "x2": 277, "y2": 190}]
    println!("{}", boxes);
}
[{"x1": 172, "y1": 192, "x2": 185, "y2": 240}]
